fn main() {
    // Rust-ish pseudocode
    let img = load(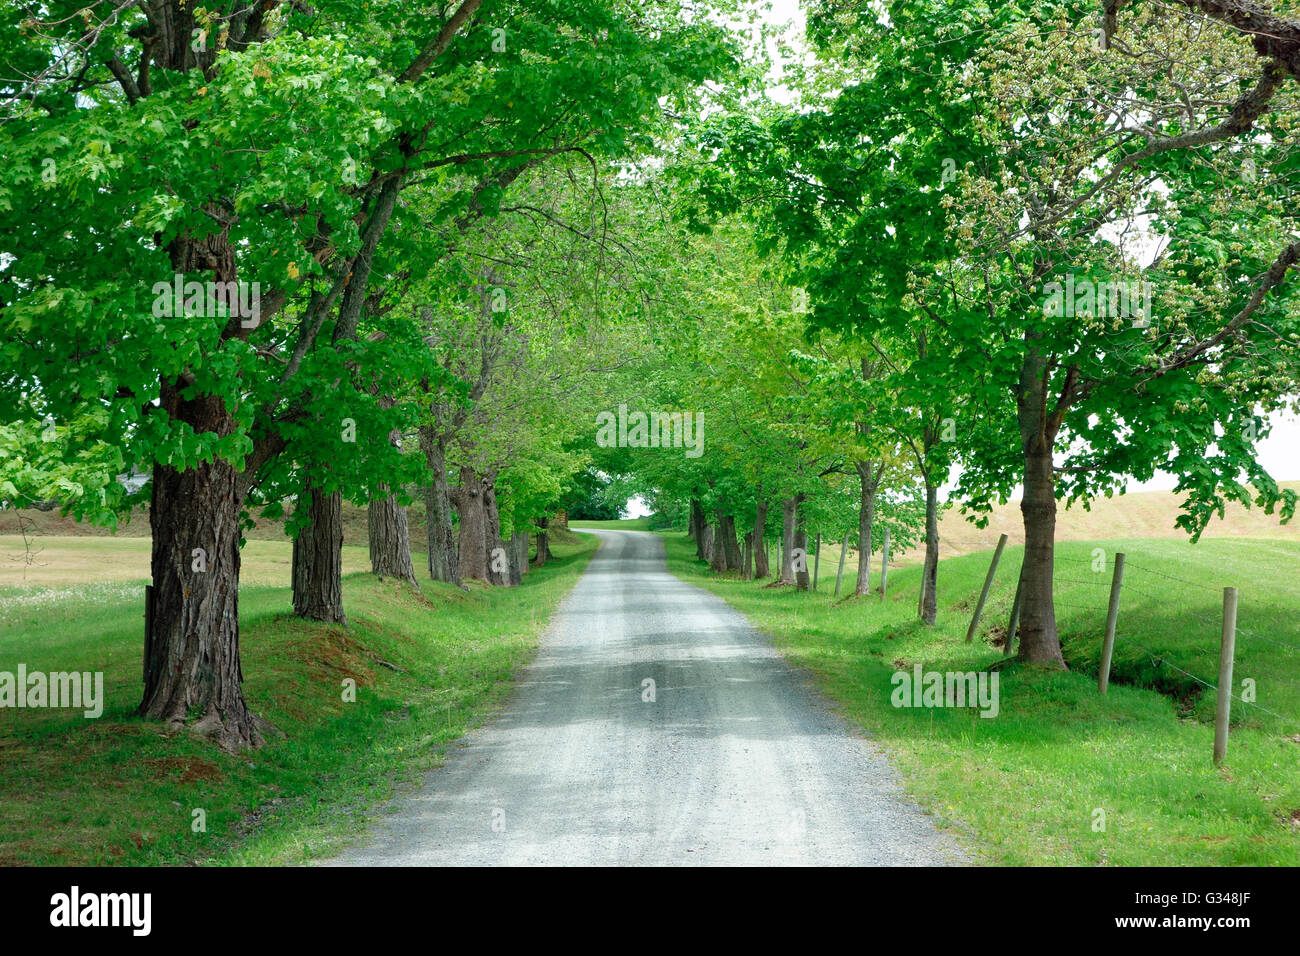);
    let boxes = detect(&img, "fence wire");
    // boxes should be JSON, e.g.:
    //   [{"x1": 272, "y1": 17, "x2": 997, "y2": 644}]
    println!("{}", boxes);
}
[{"x1": 1023, "y1": 549, "x2": 1300, "y2": 733}]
